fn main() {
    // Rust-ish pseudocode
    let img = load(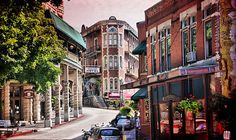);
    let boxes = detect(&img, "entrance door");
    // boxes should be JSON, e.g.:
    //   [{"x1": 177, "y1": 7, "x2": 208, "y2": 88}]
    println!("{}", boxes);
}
[{"x1": 10, "y1": 86, "x2": 22, "y2": 124}]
